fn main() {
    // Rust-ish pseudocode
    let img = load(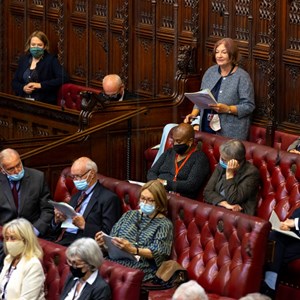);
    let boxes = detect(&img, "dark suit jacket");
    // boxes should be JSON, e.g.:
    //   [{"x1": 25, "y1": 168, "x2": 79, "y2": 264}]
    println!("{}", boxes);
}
[
  {"x1": 12, "y1": 51, "x2": 69, "y2": 105},
  {"x1": 60, "y1": 272, "x2": 111, "y2": 300},
  {"x1": 53, "y1": 181, "x2": 122, "y2": 244},
  {"x1": 204, "y1": 161, "x2": 260, "y2": 215},
  {"x1": 0, "y1": 167, "x2": 54, "y2": 235}
]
